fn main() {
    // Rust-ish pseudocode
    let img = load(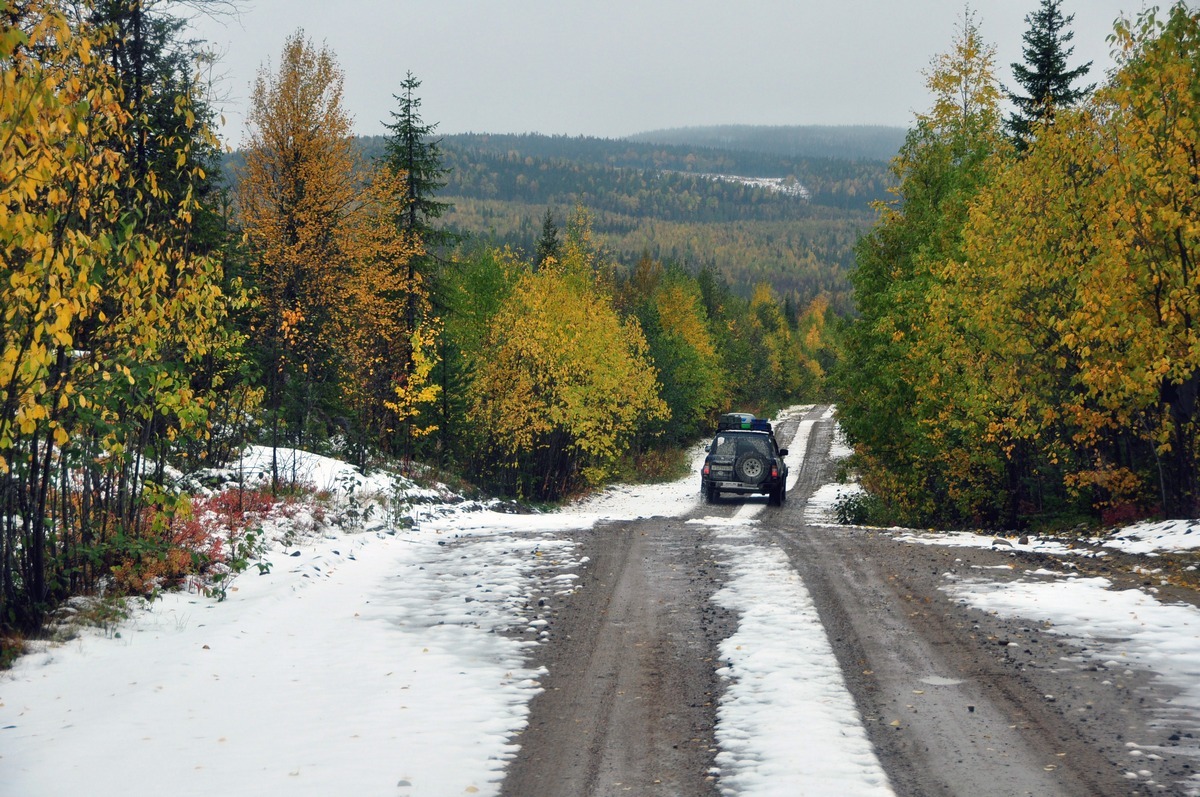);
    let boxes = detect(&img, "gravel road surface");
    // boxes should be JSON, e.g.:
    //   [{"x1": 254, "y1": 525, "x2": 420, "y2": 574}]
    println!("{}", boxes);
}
[{"x1": 501, "y1": 405, "x2": 1200, "y2": 796}]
